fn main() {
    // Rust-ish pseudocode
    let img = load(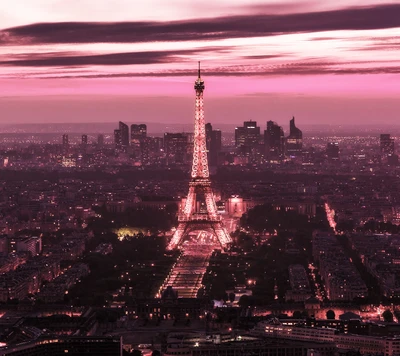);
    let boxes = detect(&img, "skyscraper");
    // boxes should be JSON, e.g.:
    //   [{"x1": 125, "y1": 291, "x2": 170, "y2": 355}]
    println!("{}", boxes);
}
[
  {"x1": 62, "y1": 134, "x2": 69, "y2": 153},
  {"x1": 140, "y1": 136, "x2": 163, "y2": 166},
  {"x1": 81, "y1": 134, "x2": 88, "y2": 145},
  {"x1": 131, "y1": 124, "x2": 147, "y2": 163},
  {"x1": 131, "y1": 124, "x2": 147, "y2": 142},
  {"x1": 206, "y1": 123, "x2": 222, "y2": 166},
  {"x1": 326, "y1": 142, "x2": 339, "y2": 160},
  {"x1": 97, "y1": 134, "x2": 104, "y2": 146},
  {"x1": 114, "y1": 129, "x2": 121, "y2": 148},
  {"x1": 62, "y1": 134, "x2": 68, "y2": 145},
  {"x1": 286, "y1": 117, "x2": 303, "y2": 158},
  {"x1": 380, "y1": 134, "x2": 395, "y2": 156},
  {"x1": 235, "y1": 121, "x2": 262, "y2": 163},
  {"x1": 164, "y1": 133, "x2": 189, "y2": 165},
  {"x1": 119, "y1": 121, "x2": 129, "y2": 147},
  {"x1": 235, "y1": 120, "x2": 260, "y2": 148},
  {"x1": 264, "y1": 121, "x2": 284, "y2": 161}
]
